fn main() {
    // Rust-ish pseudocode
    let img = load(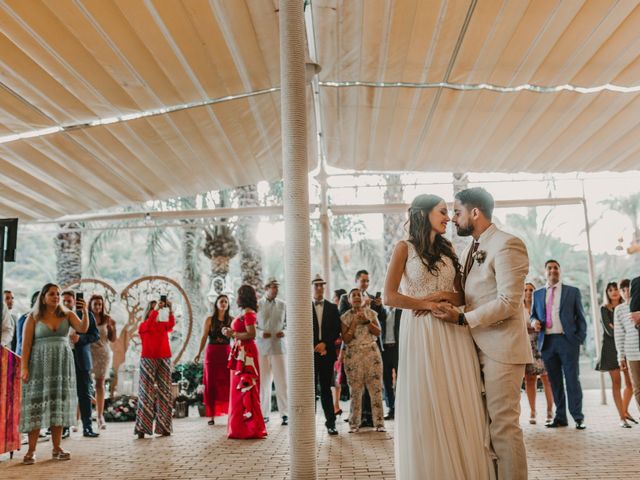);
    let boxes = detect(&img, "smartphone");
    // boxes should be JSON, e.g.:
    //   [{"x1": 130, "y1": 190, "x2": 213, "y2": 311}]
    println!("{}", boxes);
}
[
  {"x1": 160, "y1": 294, "x2": 167, "y2": 303},
  {"x1": 375, "y1": 291, "x2": 381, "y2": 299},
  {"x1": 75, "y1": 292, "x2": 84, "y2": 302}
]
